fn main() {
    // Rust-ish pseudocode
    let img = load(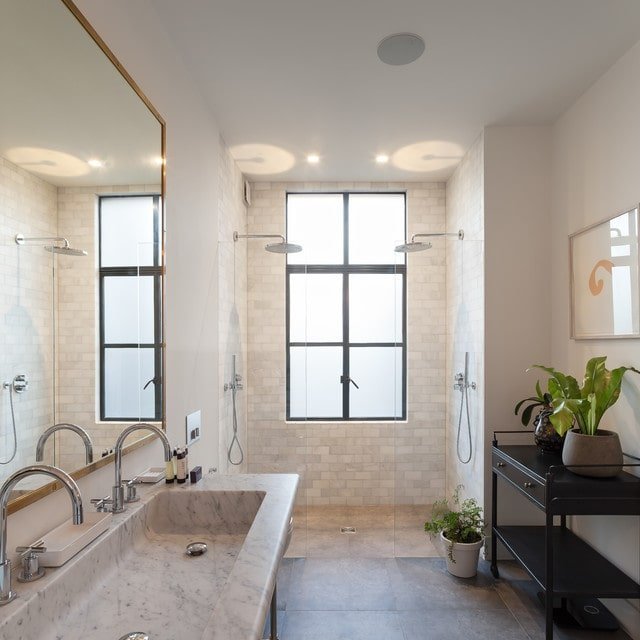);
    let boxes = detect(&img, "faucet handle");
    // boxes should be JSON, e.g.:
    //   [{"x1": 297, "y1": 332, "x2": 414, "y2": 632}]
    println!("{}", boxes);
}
[
  {"x1": 122, "y1": 478, "x2": 141, "y2": 503},
  {"x1": 91, "y1": 495, "x2": 113, "y2": 512},
  {"x1": 15, "y1": 542, "x2": 46, "y2": 583}
]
